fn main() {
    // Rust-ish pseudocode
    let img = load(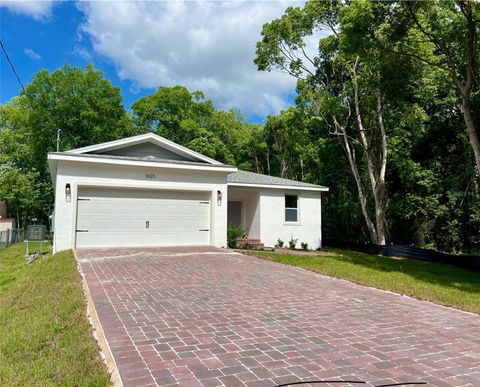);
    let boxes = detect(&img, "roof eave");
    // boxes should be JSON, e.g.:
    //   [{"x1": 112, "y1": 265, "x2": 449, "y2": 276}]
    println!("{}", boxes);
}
[
  {"x1": 47, "y1": 157, "x2": 57, "y2": 185},
  {"x1": 47, "y1": 153, "x2": 238, "y2": 173},
  {"x1": 227, "y1": 182, "x2": 329, "y2": 192},
  {"x1": 67, "y1": 133, "x2": 223, "y2": 165}
]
